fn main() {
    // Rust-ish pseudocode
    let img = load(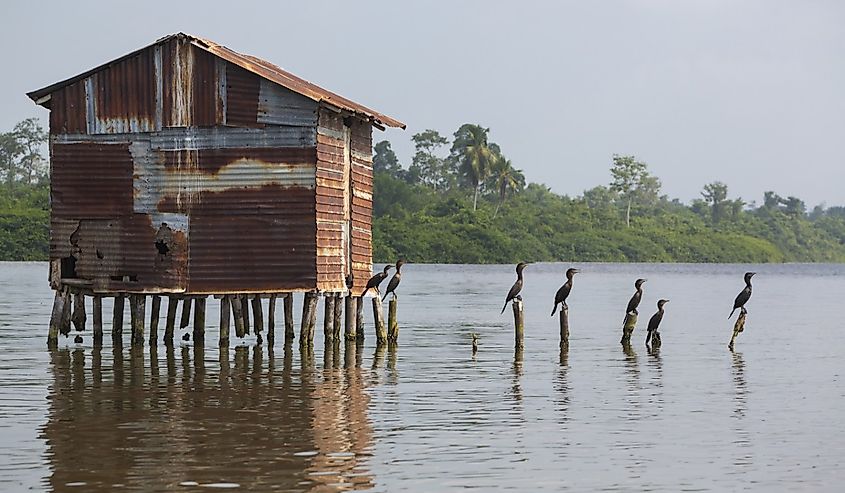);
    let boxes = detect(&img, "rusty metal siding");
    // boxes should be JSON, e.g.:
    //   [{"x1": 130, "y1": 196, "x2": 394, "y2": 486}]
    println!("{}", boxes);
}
[
  {"x1": 187, "y1": 186, "x2": 317, "y2": 293},
  {"x1": 226, "y1": 63, "x2": 260, "y2": 127},
  {"x1": 349, "y1": 119, "x2": 373, "y2": 293},
  {"x1": 258, "y1": 79, "x2": 318, "y2": 127},
  {"x1": 49, "y1": 82, "x2": 87, "y2": 135},
  {"x1": 87, "y1": 48, "x2": 157, "y2": 134},
  {"x1": 192, "y1": 46, "x2": 218, "y2": 127},
  {"x1": 51, "y1": 142, "x2": 133, "y2": 218},
  {"x1": 315, "y1": 108, "x2": 346, "y2": 292}
]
